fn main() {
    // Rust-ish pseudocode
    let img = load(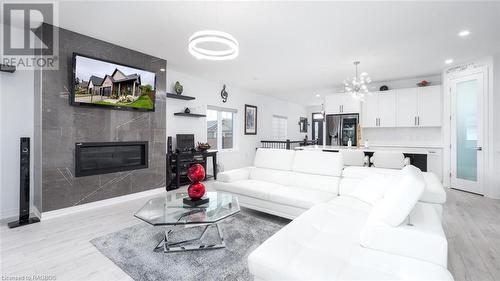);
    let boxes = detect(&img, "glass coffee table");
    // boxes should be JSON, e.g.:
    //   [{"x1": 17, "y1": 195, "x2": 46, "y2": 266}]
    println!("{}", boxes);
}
[{"x1": 134, "y1": 191, "x2": 240, "y2": 253}]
